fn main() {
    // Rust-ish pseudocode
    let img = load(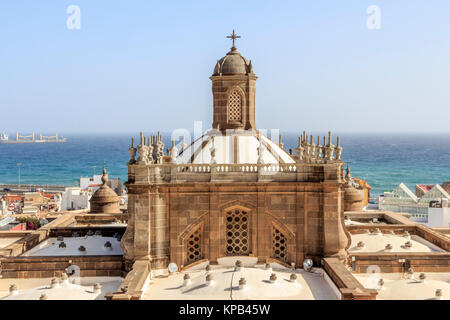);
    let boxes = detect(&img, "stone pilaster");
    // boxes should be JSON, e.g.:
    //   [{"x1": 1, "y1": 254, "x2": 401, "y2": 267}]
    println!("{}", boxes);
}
[
  {"x1": 322, "y1": 183, "x2": 349, "y2": 260},
  {"x1": 257, "y1": 185, "x2": 268, "y2": 262},
  {"x1": 295, "y1": 185, "x2": 306, "y2": 266},
  {"x1": 133, "y1": 189, "x2": 151, "y2": 261},
  {"x1": 121, "y1": 193, "x2": 135, "y2": 268},
  {"x1": 150, "y1": 186, "x2": 169, "y2": 269},
  {"x1": 209, "y1": 187, "x2": 220, "y2": 263}
]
